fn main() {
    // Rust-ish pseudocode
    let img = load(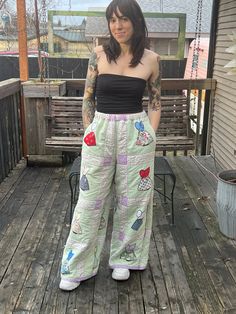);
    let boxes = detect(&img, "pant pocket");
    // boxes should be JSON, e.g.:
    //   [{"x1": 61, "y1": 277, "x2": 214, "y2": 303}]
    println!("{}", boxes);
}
[{"x1": 144, "y1": 118, "x2": 156, "y2": 141}]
